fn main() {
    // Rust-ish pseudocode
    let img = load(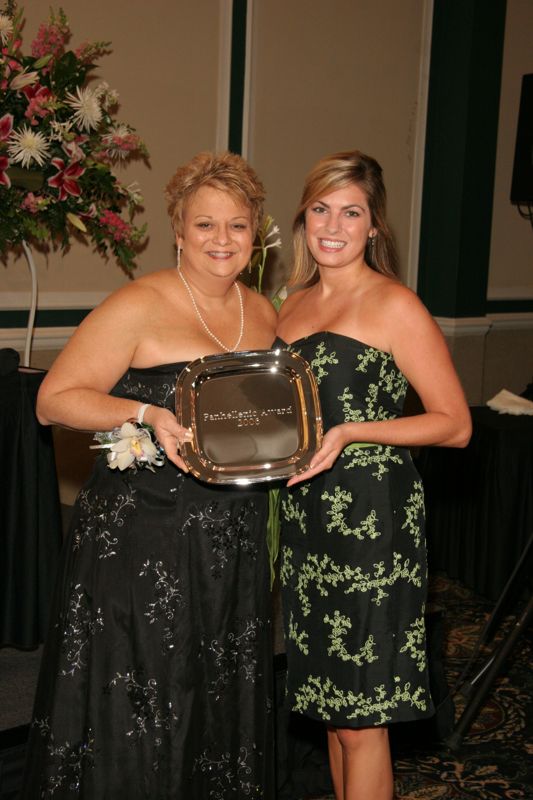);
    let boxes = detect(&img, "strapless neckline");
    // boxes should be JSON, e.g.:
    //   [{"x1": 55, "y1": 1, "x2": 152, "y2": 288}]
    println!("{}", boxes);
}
[{"x1": 277, "y1": 330, "x2": 393, "y2": 359}]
